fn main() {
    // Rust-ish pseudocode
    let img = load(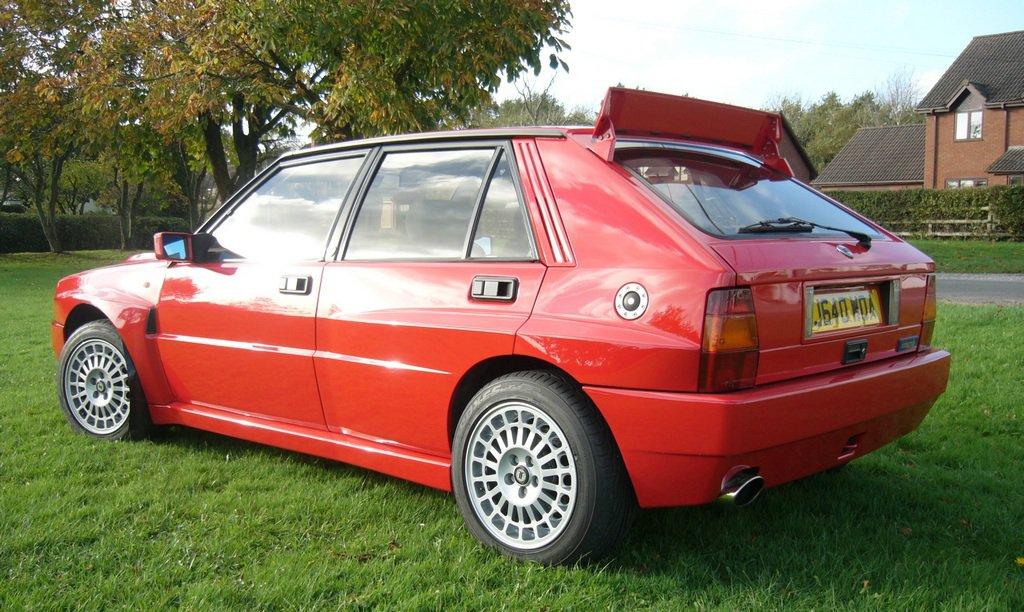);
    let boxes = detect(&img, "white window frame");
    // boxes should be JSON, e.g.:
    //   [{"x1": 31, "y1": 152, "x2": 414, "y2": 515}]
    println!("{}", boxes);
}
[
  {"x1": 955, "y1": 110, "x2": 983, "y2": 141},
  {"x1": 946, "y1": 178, "x2": 988, "y2": 189}
]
